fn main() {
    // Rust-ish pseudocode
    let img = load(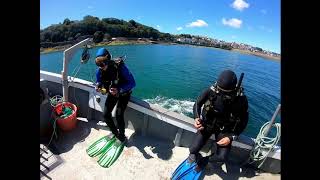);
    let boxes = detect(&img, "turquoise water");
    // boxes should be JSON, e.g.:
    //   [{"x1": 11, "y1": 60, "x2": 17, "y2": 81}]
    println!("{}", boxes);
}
[{"x1": 40, "y1": 44, "x2": 281, "y2": 138}]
